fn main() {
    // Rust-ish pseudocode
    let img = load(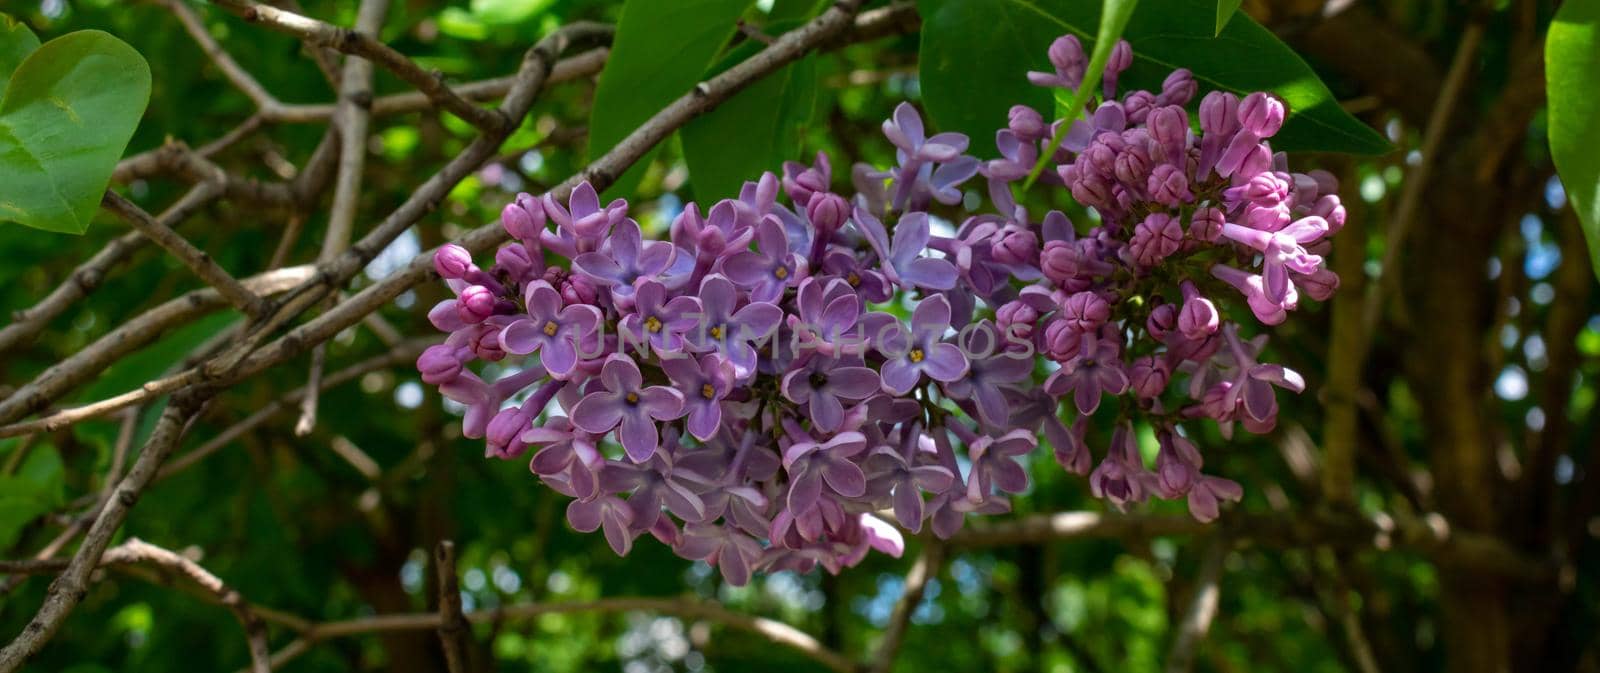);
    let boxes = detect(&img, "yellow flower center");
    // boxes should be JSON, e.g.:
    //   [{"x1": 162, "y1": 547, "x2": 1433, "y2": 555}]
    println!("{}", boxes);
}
[
  {"x1": 542, "y1": 321, "x2": 559, "y2": 337},
  {"x1": 645, "y1": 316, "x2": 663, "y2": 333},
  {"x1": 701, "y1": 384, "x2": 716, "y2": 399},
  {"x1": 909, "y1": 348, "x2": 925, "y2": 363},
  {"x1": 625, "y1": 392, "x2": 639, "y2": 404},
  {"x1": 709, "y1": 325, "x2": 724, "y2": 340},
  {"x1": 846, "y1": 272, "x2": 861, "y2": 286},
  {"x1": 774, "y1": 266, "x2": 789, "y2": 280}
]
